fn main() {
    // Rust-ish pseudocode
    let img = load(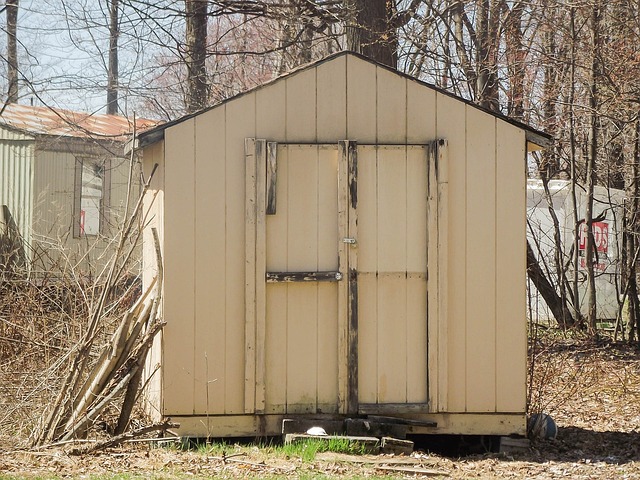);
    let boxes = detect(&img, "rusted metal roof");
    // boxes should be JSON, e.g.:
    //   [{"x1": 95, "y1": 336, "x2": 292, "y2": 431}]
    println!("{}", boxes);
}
[{"x1": 0, "y1": 103, "x2": 160, "y2": 140}]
